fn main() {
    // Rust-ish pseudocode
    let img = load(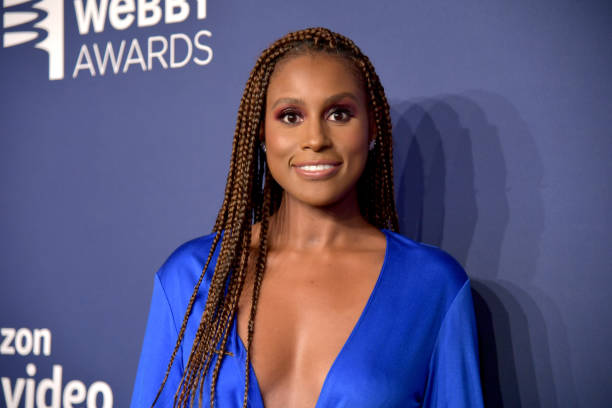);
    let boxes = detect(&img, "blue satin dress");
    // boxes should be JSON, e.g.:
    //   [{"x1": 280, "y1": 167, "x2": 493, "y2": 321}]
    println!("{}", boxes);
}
[{"x1": 130, "y1": 230, "x2": 484, "y2": 407}]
